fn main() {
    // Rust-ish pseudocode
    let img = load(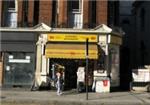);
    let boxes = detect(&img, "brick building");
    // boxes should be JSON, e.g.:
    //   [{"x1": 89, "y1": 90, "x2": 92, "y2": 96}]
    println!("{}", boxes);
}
[
  {"x1": 0, "y1": 0, "x2": 119, "y2": 28},
  {"x1": 0, "y1": 0, "x2": 120, "y2": 87}
]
